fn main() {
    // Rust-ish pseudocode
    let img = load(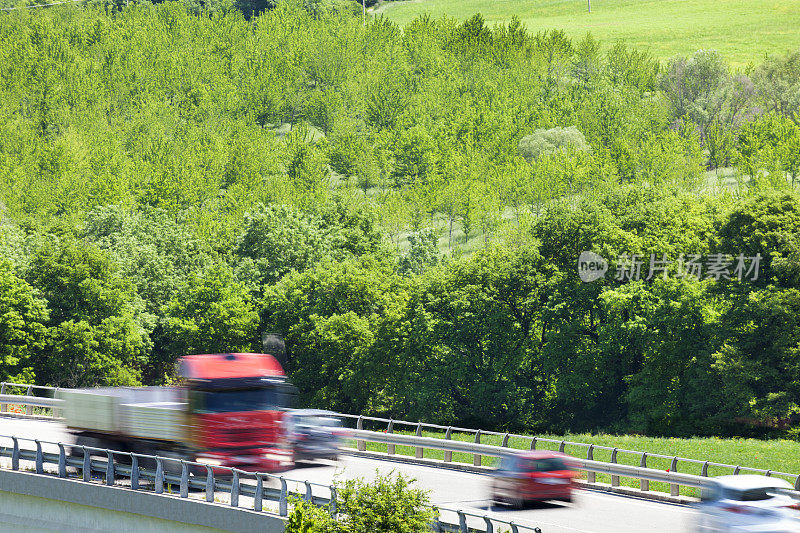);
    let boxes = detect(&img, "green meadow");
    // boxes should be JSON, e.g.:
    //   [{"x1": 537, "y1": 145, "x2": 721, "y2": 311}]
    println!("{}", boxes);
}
[{"x1": 375, "y1": 0, "x2": 800, "y2": 66}]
